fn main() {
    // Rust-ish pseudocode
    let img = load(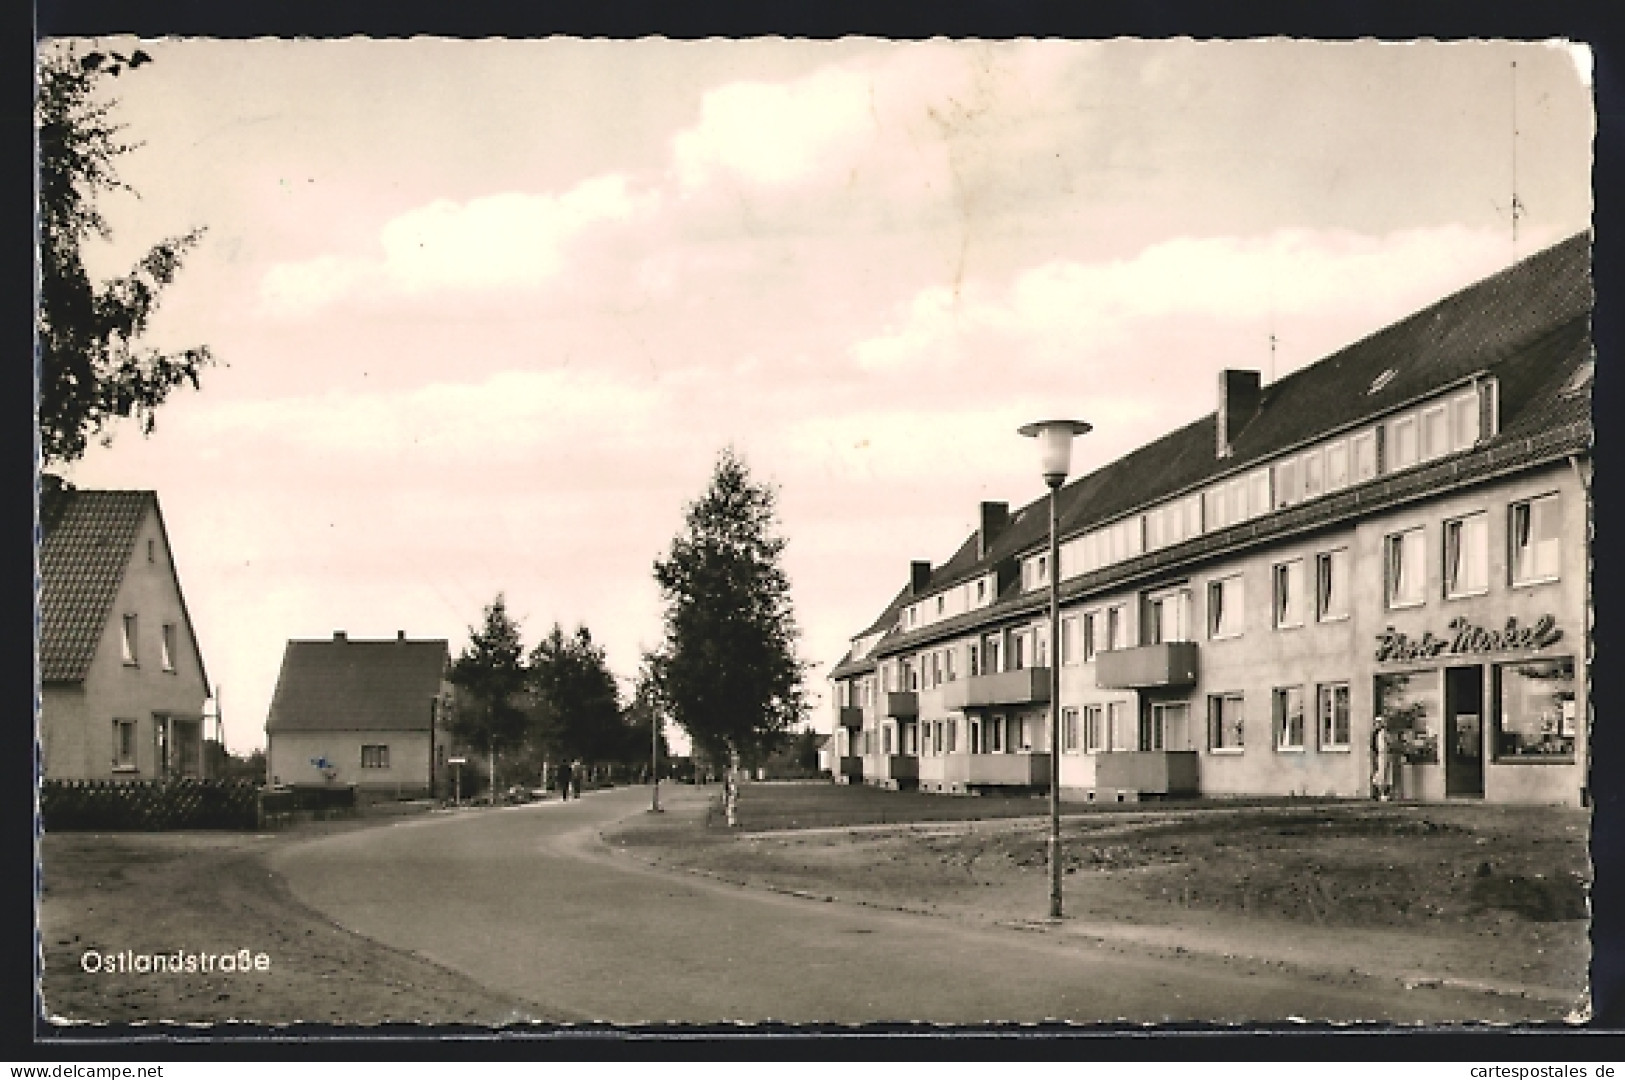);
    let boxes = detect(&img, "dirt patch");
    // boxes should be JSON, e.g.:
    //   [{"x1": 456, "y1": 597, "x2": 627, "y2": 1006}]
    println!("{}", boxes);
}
[
  {"x1": 39, "y1": 816, "x2": 542, "y2": 1028},
  {"x1": 608, "y1": 787, "x2": 1591, "y2": 1010}
]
